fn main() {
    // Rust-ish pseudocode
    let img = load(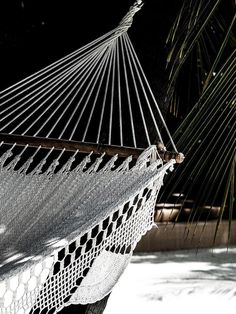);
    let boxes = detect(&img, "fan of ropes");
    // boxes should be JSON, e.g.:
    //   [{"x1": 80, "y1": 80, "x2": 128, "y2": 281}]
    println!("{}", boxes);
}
[{"x1": 0, "y1": 1, "x2": 183, "y2": 314}]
